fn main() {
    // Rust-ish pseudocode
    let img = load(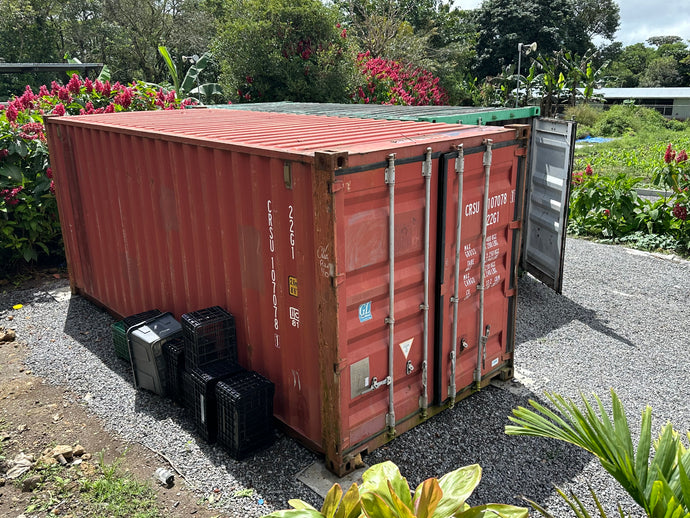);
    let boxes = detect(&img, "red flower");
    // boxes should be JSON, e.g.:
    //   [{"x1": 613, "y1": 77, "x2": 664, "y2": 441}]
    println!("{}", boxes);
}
[
  {"x1": 49, "y1": 180, "x2": 56, "y2": 195},
  {"x1": 57, "y1": 87, "x2": 70, "y2": 102},
  {"x1": 673, "y1": 203, "x2": 687, "y2": 221},
  {"x1": 46, "y1": 167, "x2": 53, "y2": 179},
  {"x1": 340, "y1": 28, "x2": 347, "y2": 38},
  {"x1": 5, "y1": 103, "x2": 18, "y2": 122},
  {"x1": 2, "y1": 186, "x2": 23, "y2": 205},
  {"x1": 585, "y1": 164, "x2": 593, "y2": 176},
  {"x1": 676, "y1": 149, "x2": 688, "y2": 163},
  {"x1": 67, "y1": 74, "x2": 82, "y2": 94},
  {"x1": 52, "y1": 103, "x2": 66, "y2": 116},
  {"x1": 603, "y1": 209, "x2": 610, "y2": 216},
  {"x1": 84, "y1": 78, "x2": 94, "y2": 94},
  {"x1": 664, "y1": 143, "x2": 675, "y2": 163}
]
